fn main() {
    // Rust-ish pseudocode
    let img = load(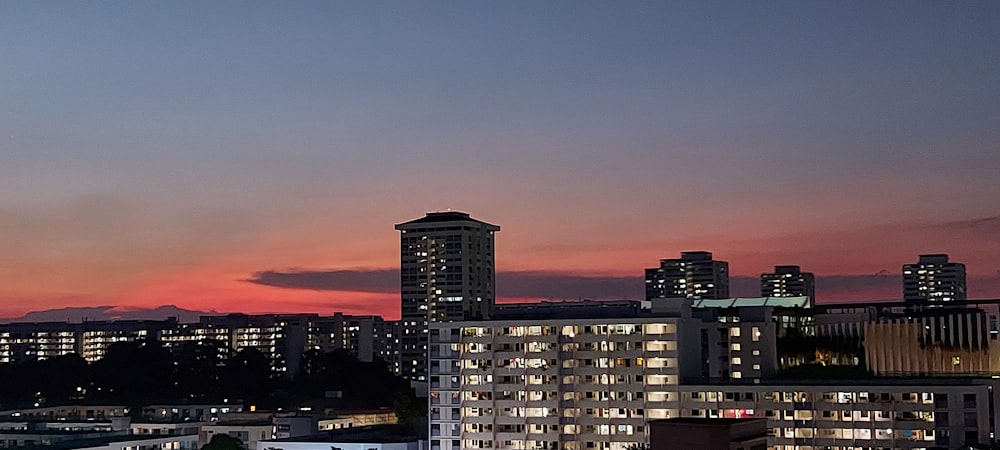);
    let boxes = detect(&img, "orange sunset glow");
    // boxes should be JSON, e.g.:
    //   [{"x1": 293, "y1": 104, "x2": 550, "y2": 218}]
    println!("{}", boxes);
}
[{"x1": 1, "y1": 3, "x2": 998, "y2": 320}]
